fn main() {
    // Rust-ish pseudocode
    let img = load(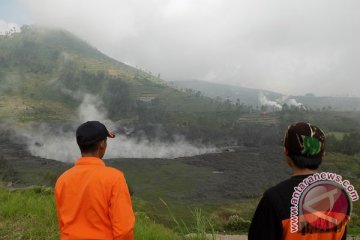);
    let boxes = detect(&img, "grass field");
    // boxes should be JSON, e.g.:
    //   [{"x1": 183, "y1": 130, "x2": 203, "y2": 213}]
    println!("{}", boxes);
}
[
  {"x1": 0, "y1": 186, "x2": 186, "y2": 240},
  {"x1": 1, "y1": 183, "x2": 359, "y2": 239}
]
